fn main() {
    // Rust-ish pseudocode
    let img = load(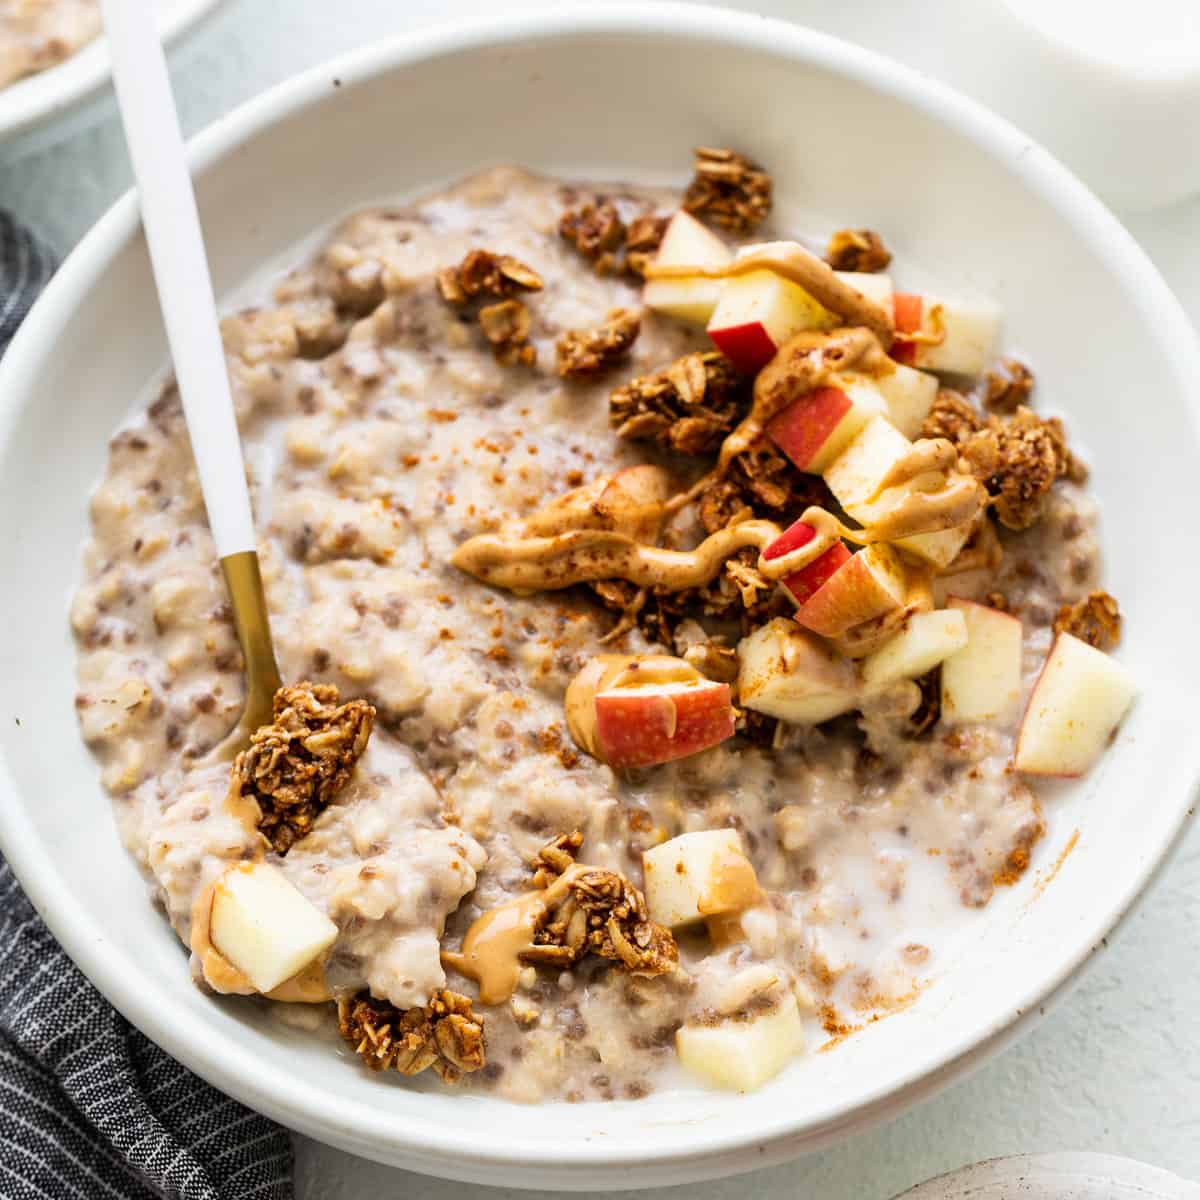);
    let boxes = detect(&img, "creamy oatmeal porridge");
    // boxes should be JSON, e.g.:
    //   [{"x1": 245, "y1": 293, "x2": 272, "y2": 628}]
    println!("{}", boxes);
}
[
  {"x1": 0, "y1": 0, "x2": 101, "y2": 89},
  {"x1": 72, "y1": 151, "x2": 1136, "y2": 1101}
]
